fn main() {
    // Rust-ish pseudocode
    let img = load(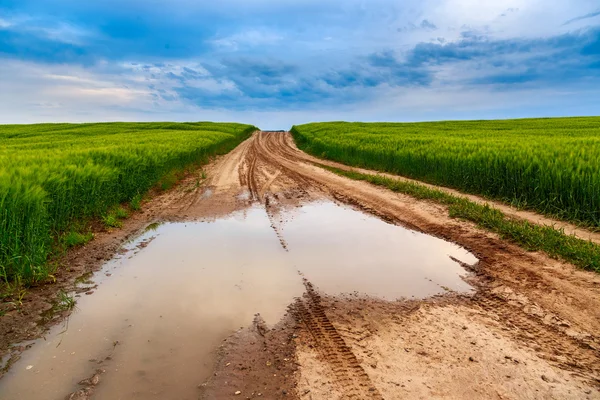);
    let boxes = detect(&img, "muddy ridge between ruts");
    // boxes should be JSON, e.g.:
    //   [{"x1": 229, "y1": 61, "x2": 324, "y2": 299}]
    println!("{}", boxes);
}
[{"x1": 1, "y1": 131, "x2": 599, "y2": 400}]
